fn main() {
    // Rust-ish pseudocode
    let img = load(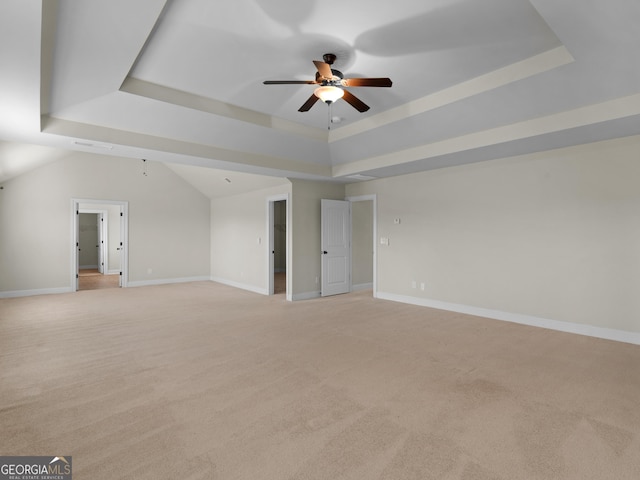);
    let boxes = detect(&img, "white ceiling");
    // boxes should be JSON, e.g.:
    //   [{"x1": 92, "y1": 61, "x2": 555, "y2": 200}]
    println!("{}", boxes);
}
[{"x1": 1, "y1": 0, "x2": 640, "y2": 191}]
